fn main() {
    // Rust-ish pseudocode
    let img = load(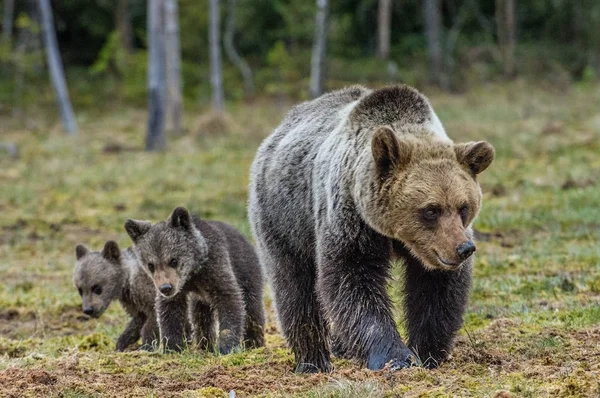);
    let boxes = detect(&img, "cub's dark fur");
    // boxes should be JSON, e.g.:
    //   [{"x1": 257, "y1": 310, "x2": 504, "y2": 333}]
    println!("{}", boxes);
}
[
  {"x1": 249, "y1": 85, "x2": 494, "y2": 372},
  {"x1": 125, "y1": 207, "x2": 265, "y2": 354},
  {"x1": 73, "y1": 241, "x2": 159, "y2": 351}
]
